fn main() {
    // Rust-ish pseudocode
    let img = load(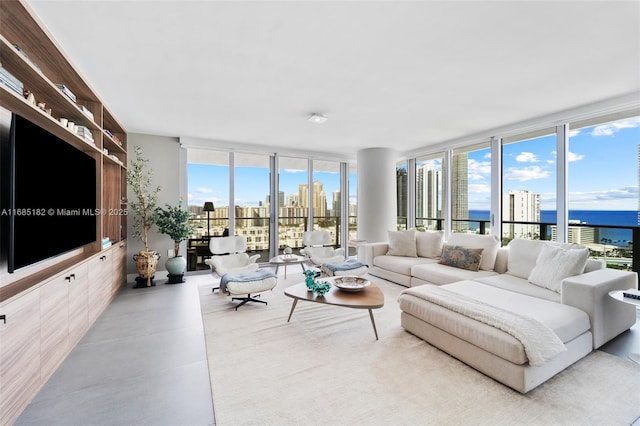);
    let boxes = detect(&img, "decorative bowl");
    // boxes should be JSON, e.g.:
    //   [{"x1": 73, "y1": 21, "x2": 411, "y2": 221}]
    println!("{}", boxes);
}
[{"x1": 332, "y1": 276, "x2": 370, "y2": 292}]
